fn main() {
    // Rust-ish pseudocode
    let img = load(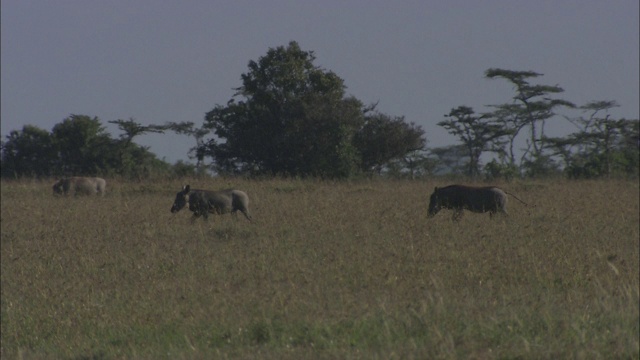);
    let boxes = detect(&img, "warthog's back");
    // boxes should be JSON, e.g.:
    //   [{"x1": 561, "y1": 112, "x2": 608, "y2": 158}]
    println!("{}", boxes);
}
[
  {"x1": 429, "y1": 184, "x2": 508, "y2": 220},
  {"x1": 196, "y1": 189, "x2": 234, "y2": 213},
  {"x1": 173, "y1": 185, "x2": 252, "y2": 221},
  {"x1": 94, "y1": 178, "x2": 107, "y2": 194},
  {"x1": 53, "y1": 177, "x2": 106, "y2": 196},
  {"x1": 200, "y1": 189, "x2": 250, "y2": 214},
  {"x1": 447, "y1": 185, "x2": 506, "y2": 213}
]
